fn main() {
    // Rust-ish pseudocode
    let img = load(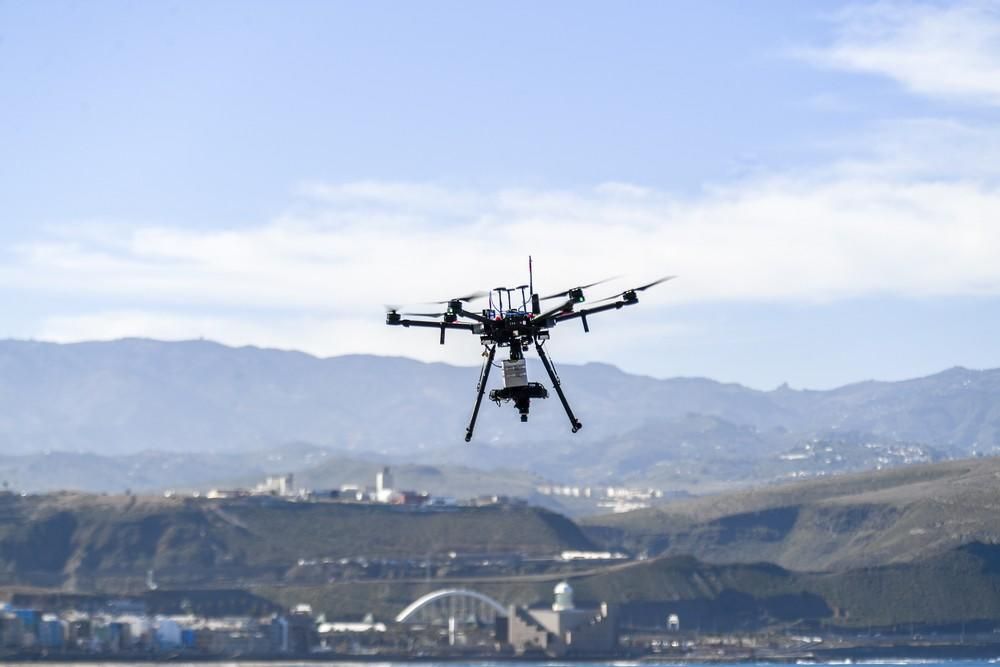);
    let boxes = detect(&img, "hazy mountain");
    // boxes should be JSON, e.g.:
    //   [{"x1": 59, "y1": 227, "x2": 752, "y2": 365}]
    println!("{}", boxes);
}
[
  {"x1": 0, "y1": 338, "x2": 997, "y2": 491},
  {"x1": 0, "y1": 443, "x2": 336, "y2": 495}
]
